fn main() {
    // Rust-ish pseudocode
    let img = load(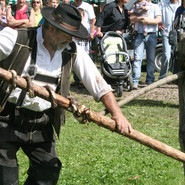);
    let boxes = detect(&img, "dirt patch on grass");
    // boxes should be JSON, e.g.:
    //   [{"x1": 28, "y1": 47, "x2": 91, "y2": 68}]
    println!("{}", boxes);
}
[{"x1": 70, "y1": 83, "x2": 179, "y2": 105}]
